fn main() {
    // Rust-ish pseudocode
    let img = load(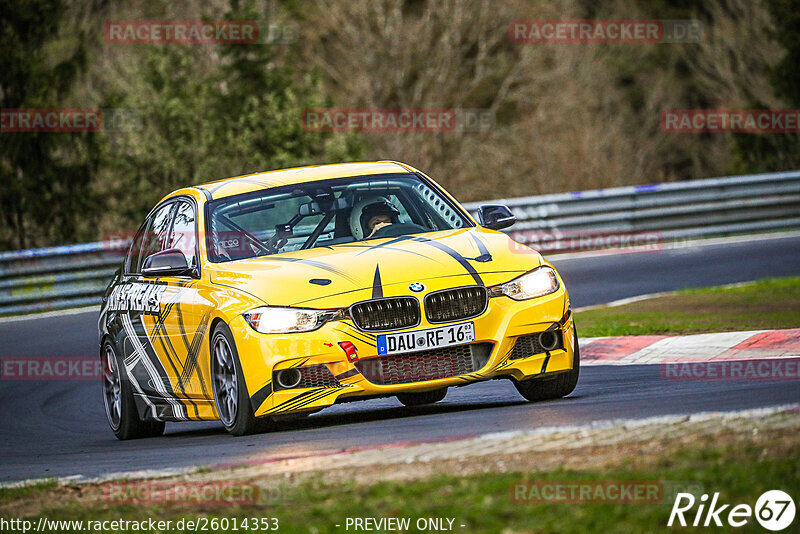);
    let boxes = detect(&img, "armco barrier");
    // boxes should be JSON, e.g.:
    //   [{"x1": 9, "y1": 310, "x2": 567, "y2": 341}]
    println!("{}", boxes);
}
[
  {"x1": 462, "y1": 169, "x2": 800, "y2": 242},
  {"x1": 0, "y1": 241, "x2": 126, "y2": 316},
  {"x1": 1, "y1": 170, "x2": 799, "y2": 316}
]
